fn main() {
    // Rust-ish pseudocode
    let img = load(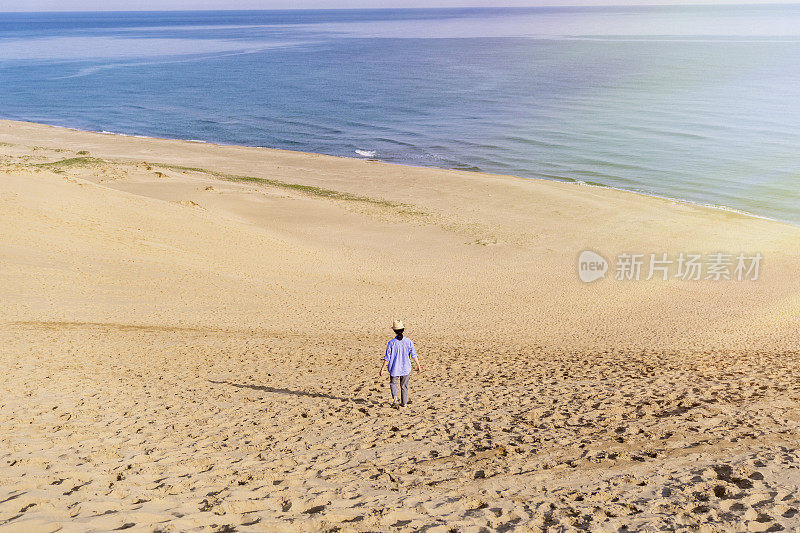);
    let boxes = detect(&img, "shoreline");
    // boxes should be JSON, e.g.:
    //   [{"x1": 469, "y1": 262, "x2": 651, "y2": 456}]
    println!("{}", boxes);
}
[
  {"x1": 5, "y1": 116, "x2": 795, "y2": 229},
  {"x1": 83, "y1": 123, "x2": 800, "y2": 229}
]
